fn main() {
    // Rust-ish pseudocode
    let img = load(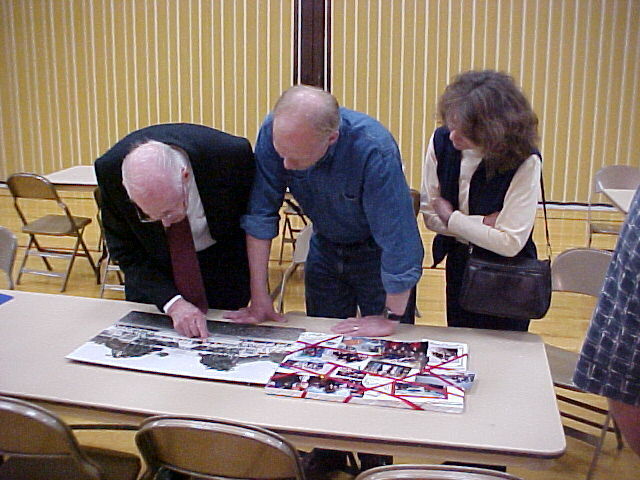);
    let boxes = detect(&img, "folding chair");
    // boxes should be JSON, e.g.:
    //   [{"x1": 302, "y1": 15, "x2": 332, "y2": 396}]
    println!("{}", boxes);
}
[
  {"x1": 273, "y1": 223, "x2": 313, "y2": 313},
  {"x1": 7, "y1": 173, "x2": 99, "y2": 292},
  {"x1": 354, "y1": 464, "x2": 524, "y2": 480},
  {"x1": 135, "y1": 415, "x2": 305, "y2": 480},
  {"x1": 410, "y1": 188, "x2": 422, "y2": 318},
  {"x1": 587, "y1": 165, "x2": 640, "y2": 247},
  {"x1": 0, "y1": 226, "x2": 17, "y2": 289},
  {"x1": 545, "y1": 248, "x2": 623, "y2": 480},
  {"x1": 93, "y1": 188, "x2": 124, "y2": 297},
  {"x1": 0, "y1": 395, "x2": 140, "y2": 480},
  {"x1": 279, "y1": 197, "x2": 308, "y2": 264}
]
